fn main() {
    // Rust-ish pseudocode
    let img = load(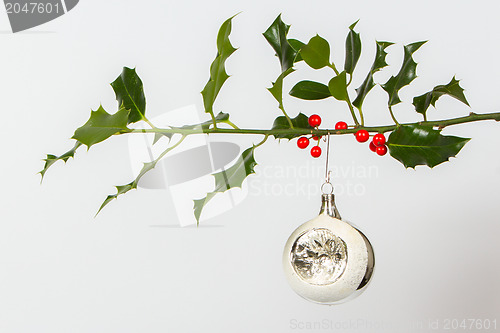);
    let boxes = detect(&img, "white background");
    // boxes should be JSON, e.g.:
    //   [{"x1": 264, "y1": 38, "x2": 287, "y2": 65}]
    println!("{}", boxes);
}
[{"x1": 0, "y1": 0, "x2": 499, "y2": 332}]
